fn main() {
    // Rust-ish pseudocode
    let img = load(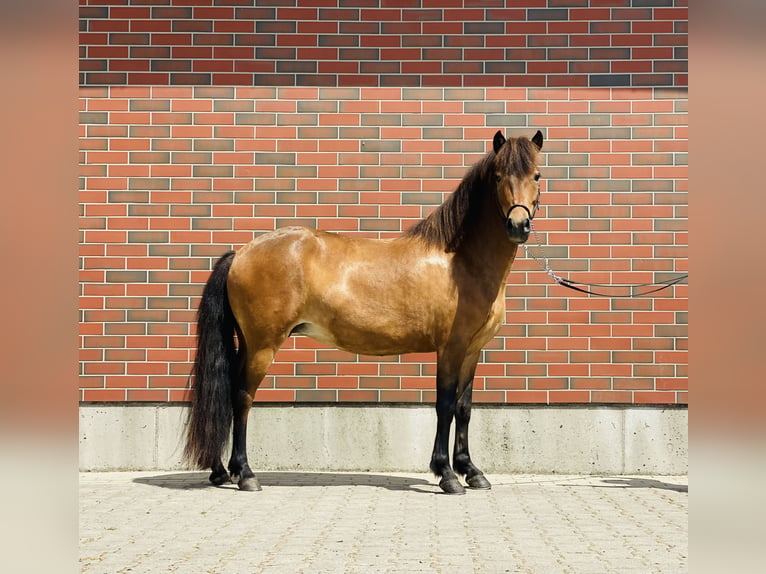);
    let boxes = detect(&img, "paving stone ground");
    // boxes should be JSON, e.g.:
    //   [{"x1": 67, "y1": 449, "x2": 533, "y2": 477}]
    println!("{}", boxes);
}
[{"x1": 79, "y1": 471, "x2": 687, "y2": 574}]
